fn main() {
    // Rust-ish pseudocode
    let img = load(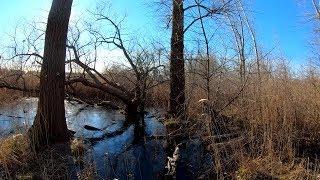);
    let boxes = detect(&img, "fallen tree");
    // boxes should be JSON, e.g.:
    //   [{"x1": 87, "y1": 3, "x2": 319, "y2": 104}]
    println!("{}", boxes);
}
[{"x1": 0, "y1": 8, "x2": 167, "y2": 143}]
